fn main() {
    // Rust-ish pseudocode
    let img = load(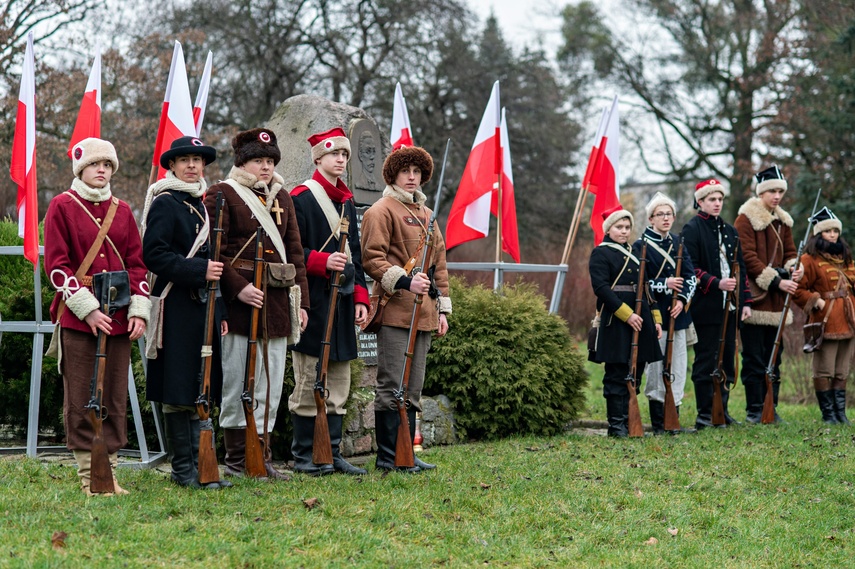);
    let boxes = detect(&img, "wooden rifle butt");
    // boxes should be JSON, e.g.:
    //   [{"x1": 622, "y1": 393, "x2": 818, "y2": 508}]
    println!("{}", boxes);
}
[
  {"x1": 662, "y1": 381, "x2": 681, "y2": 431},
  {"x1": 627, "y1": 382, "x2": 644, "y2": 438},
  {"x1": 711, "y1": 378, "x2": 726, "y2": 426},
  {"x1": 761, "y1": 377, "x2": 777, "y2": 424},
  {"x1": 88, "y1": 415, "x2": 114, "y2": 493},
  {"x1": 311, "y1": 404, "x2": 333, "y2": 465},
  {"x1": 197, "y1": 419, "x2": 220, "y2": 485},
  {"x1": 394, "y1": 404, "x2": 415, "y2": 467},
  {"x1": 243, "y1": 412, "x2": 268, "y2": 478}
]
